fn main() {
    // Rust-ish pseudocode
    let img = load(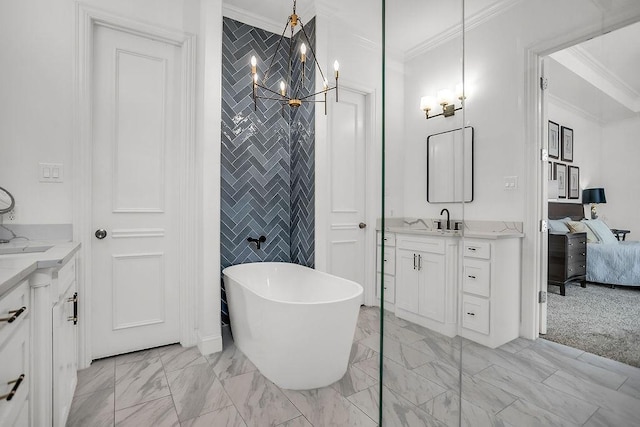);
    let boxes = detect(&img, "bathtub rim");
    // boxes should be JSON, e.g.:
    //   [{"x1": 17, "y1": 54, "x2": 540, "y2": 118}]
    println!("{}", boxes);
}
[{"x1": 222, "y1": 262, "x2": 363, "y2": 306}]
